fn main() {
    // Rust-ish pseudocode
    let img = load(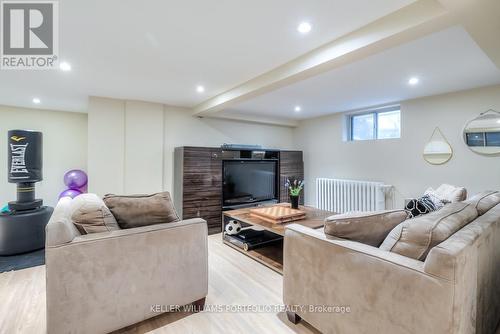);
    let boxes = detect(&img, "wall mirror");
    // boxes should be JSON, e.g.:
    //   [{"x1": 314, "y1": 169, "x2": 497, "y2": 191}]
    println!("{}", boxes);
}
[
  {"x1": 423, "y1": 127, "x2": 453, "y2": 165},
  {"x1": 463, "y1": 109, "x2": 500, "y2": 155}
]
